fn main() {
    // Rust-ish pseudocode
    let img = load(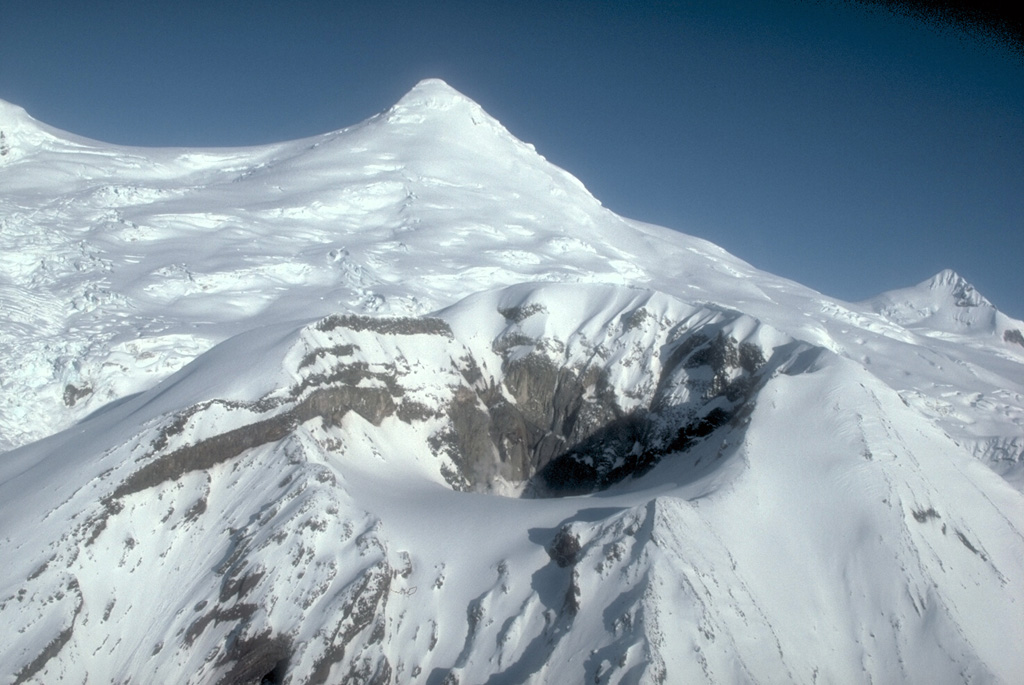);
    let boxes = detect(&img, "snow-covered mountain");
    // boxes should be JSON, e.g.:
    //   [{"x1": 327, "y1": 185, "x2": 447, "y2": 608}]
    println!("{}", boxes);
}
[{"x1": 1, "y1": 79, "x2": 1022, "y2": 684}]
